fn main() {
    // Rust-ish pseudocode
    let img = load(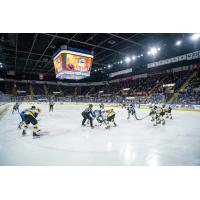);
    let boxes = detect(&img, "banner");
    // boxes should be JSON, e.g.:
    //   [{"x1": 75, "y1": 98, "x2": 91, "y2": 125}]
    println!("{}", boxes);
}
[
  {"x1": 187, "y1": 53, "x2": 192, "y2": 60},
  {"x1": 147, "y1": 50, "x2": 200, "y2": 68},
  {"x1": 109, "y1": 68, "x2": 132, "y2": 78},
  {"x1": 178, "y1": 55, "x2": 186, "y2": 61},
  {"x1": 192, "y1": 51, "x2": 199, "y2": 59}
]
